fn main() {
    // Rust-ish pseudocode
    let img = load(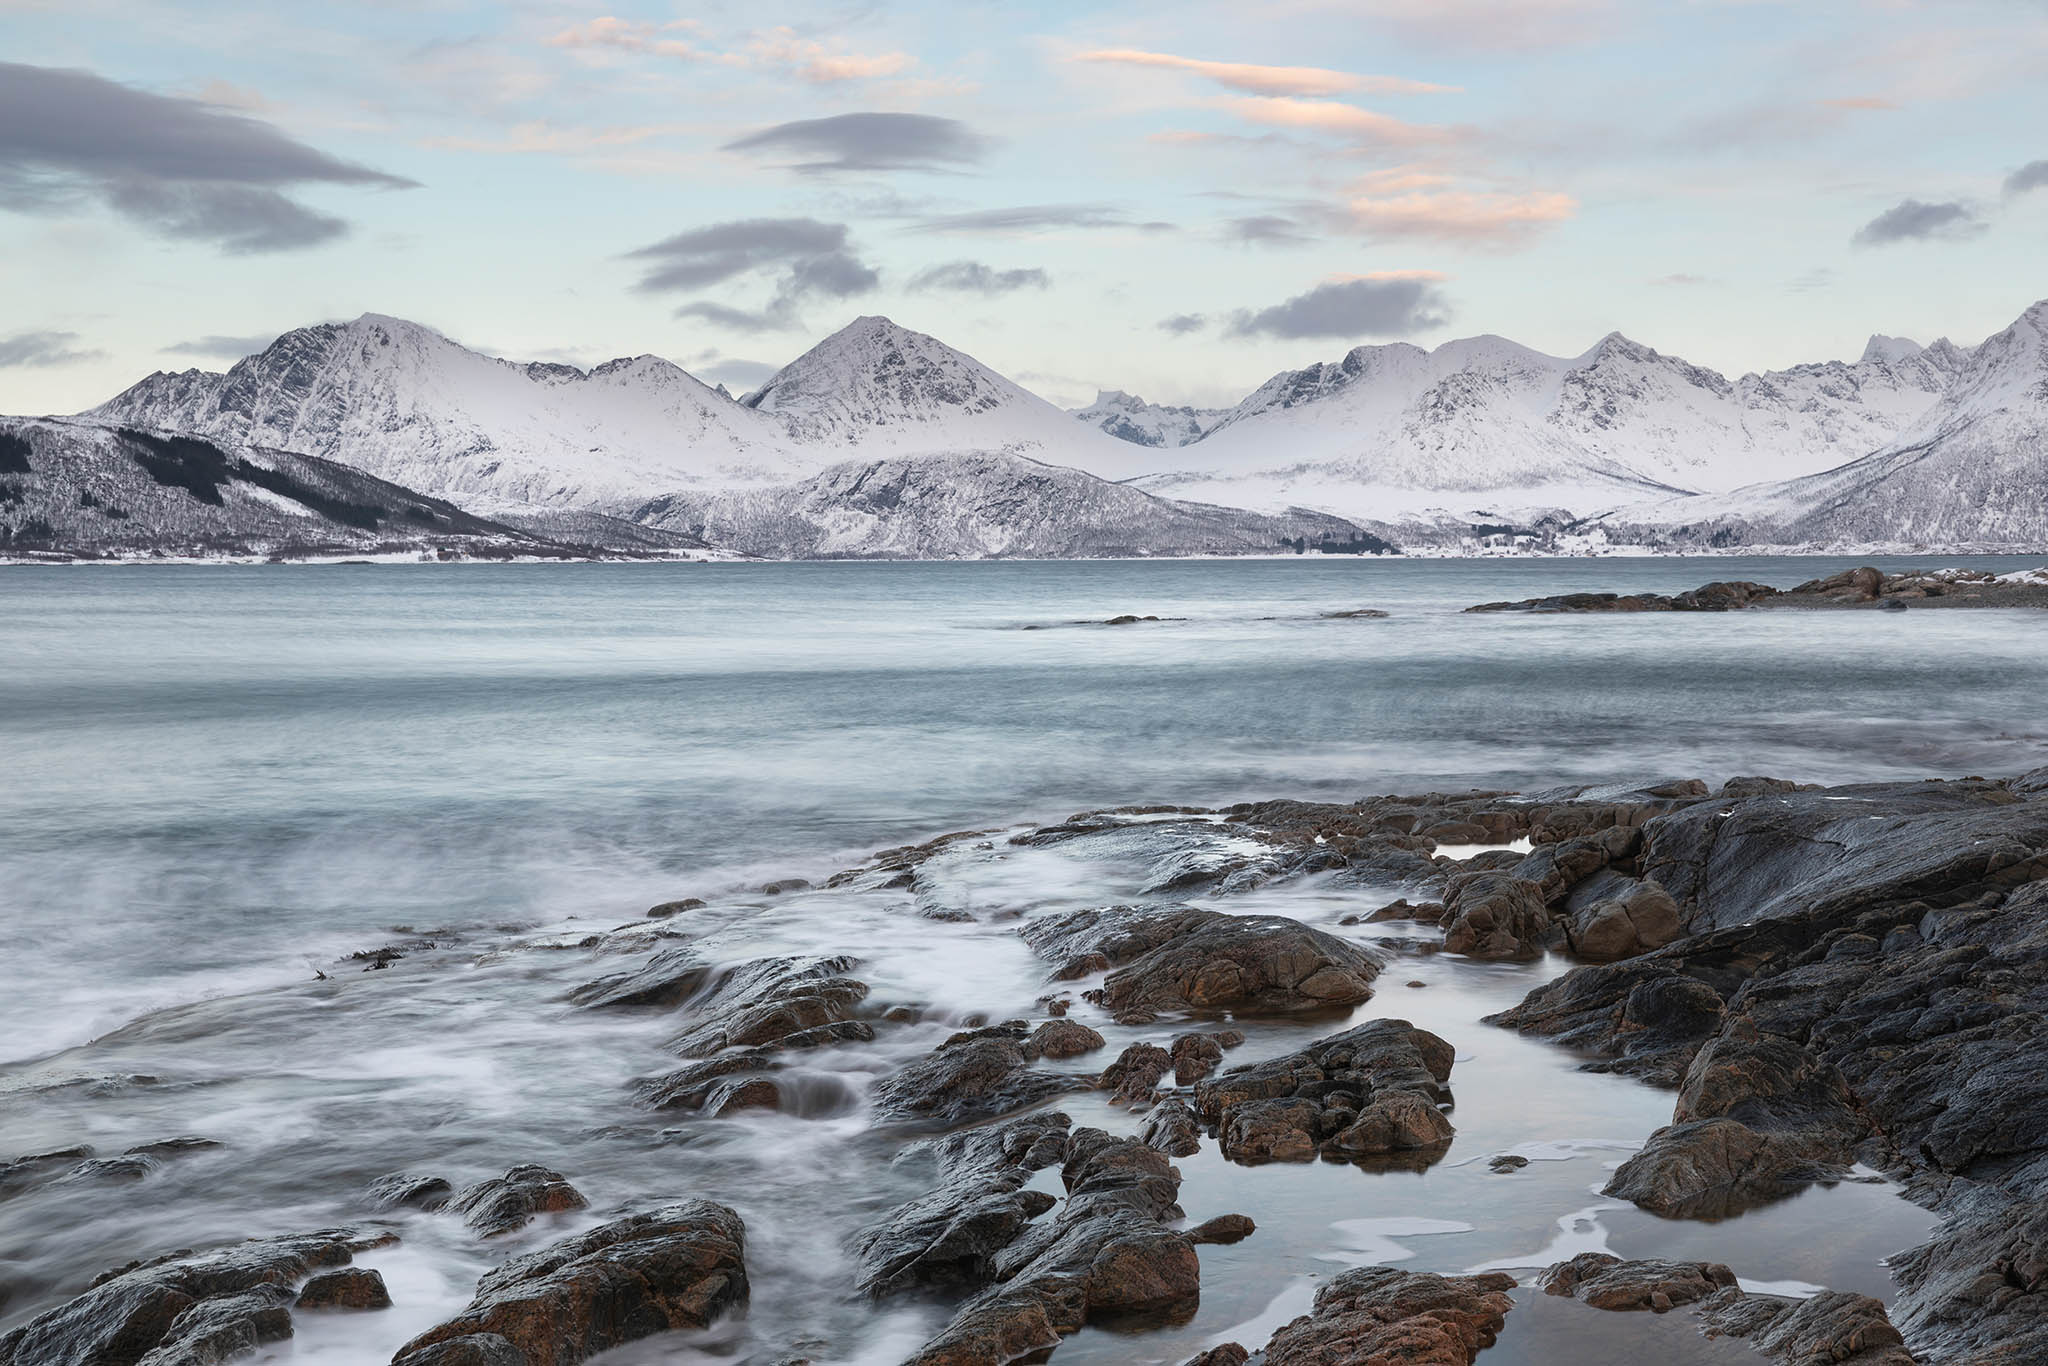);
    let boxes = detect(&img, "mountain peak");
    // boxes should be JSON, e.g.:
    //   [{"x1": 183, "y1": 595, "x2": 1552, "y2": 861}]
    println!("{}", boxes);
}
[{"x1": 1860, "y1": 334, "x2": 1924, "y2": 365}]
